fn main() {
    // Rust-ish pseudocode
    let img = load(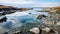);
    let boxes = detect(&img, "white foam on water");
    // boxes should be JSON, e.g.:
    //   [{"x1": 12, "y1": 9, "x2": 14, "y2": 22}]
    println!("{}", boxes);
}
[{"x1": 6, "y1": 12, "x2": 28, "y2": 16}]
